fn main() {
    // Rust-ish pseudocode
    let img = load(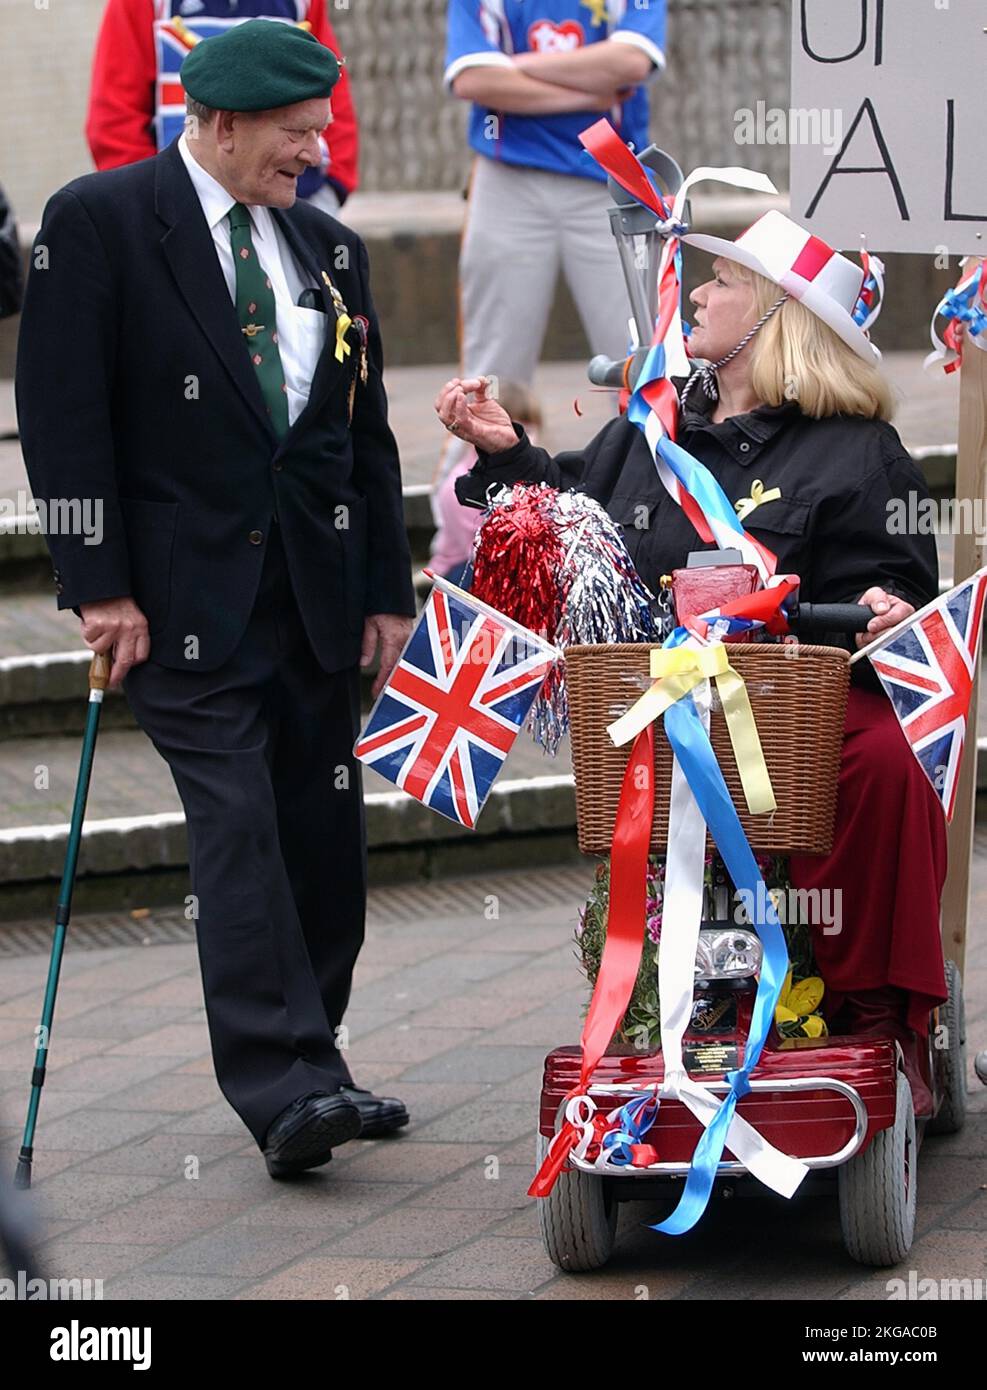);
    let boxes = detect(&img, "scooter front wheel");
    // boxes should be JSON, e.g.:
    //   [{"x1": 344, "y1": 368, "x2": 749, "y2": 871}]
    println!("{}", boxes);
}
[
  {"x1": 838, "y1": 1070, "x2": 916, "y2": 1266},
  {"x1": 535, "y1": 1131, "x2": 618, "y2": 1272}
]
